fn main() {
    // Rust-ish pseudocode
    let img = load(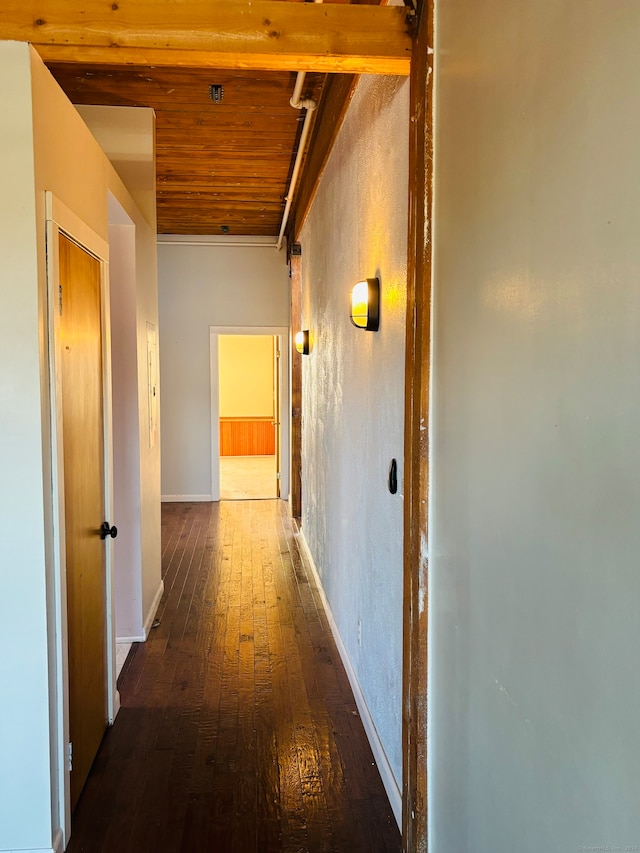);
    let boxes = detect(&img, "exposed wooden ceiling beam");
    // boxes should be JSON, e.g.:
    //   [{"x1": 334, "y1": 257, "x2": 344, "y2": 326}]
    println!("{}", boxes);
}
[{"x1": 0, "y1": 1, "x2": 412, "y2": 75}]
